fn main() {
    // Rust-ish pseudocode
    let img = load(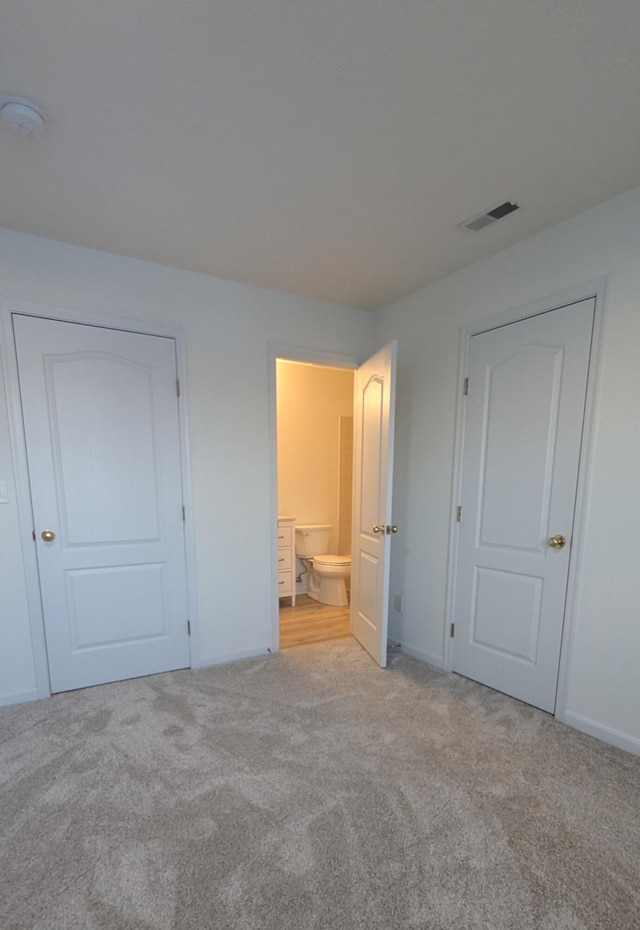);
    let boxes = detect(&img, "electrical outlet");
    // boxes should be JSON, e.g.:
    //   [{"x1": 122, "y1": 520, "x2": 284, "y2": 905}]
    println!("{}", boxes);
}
[{"x1": 394, "y1": 594, "x2": 403, "y2": 613}]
